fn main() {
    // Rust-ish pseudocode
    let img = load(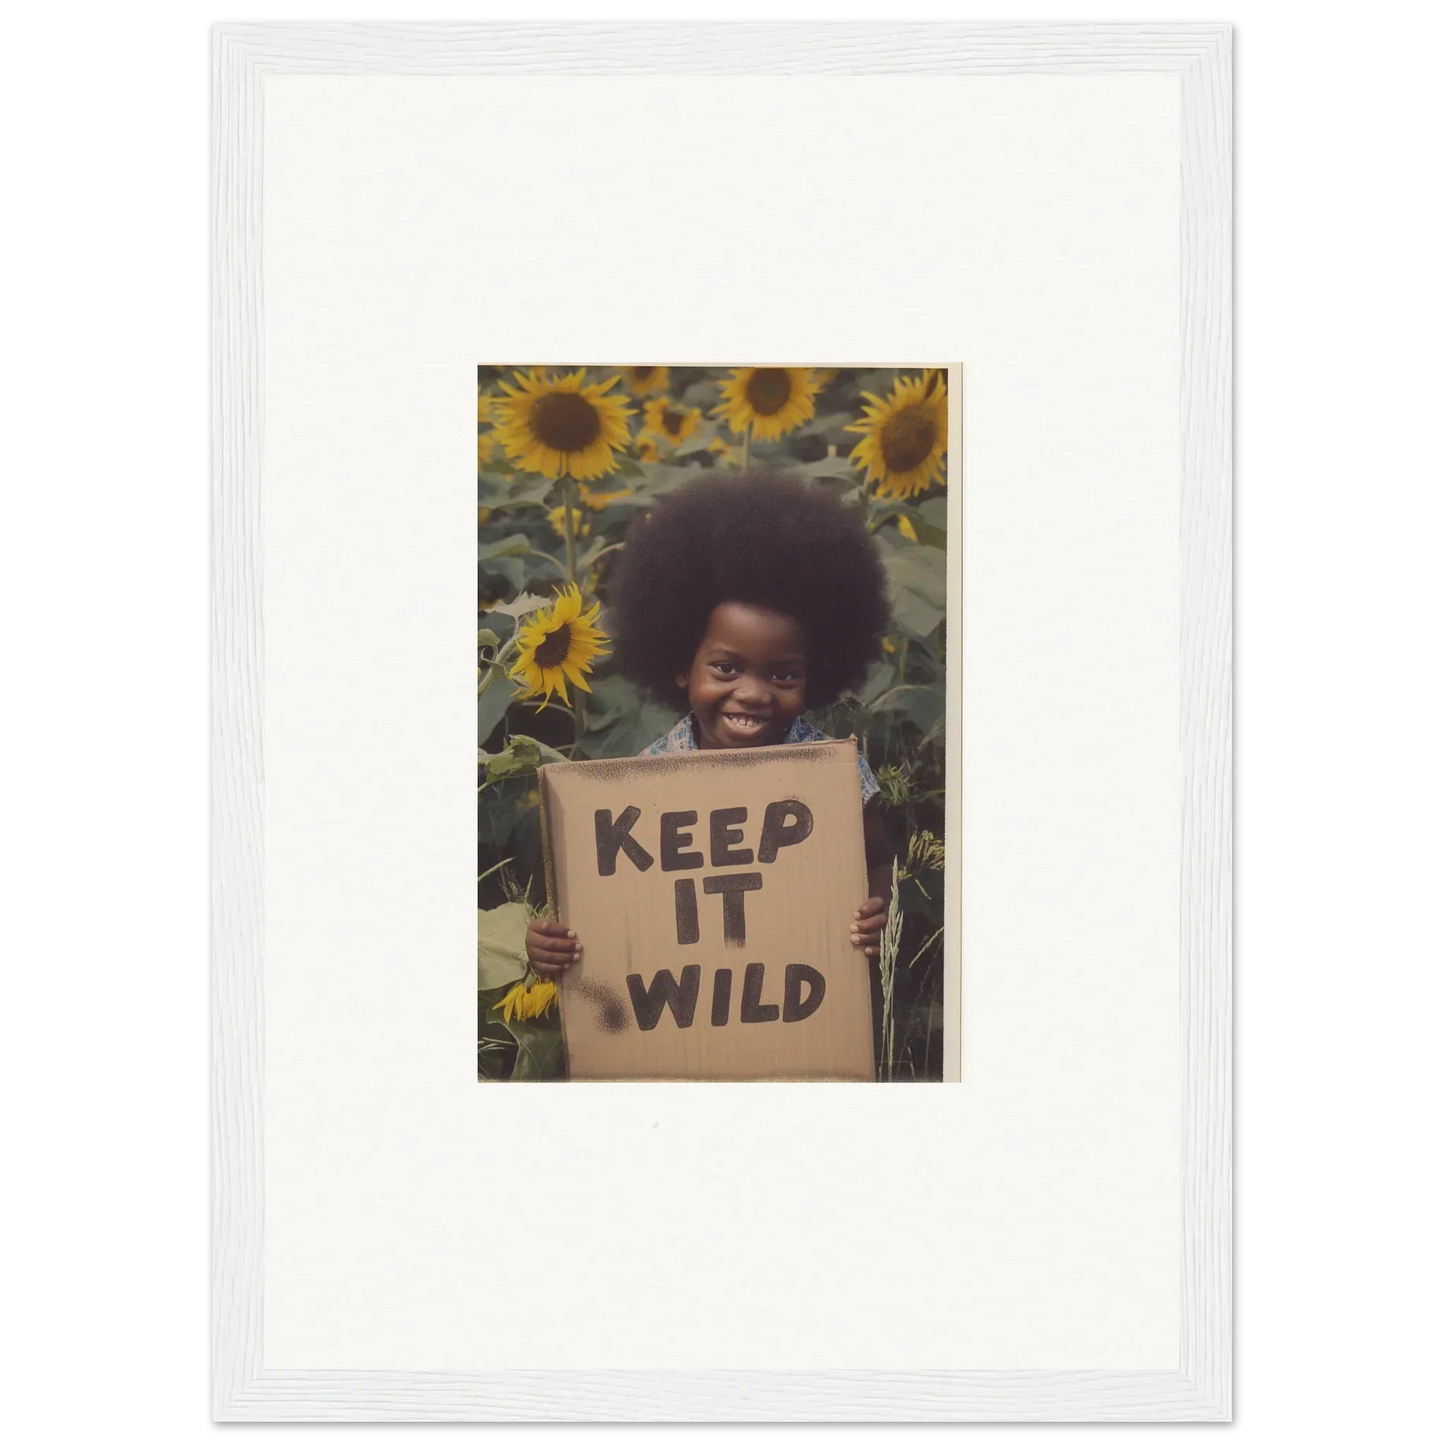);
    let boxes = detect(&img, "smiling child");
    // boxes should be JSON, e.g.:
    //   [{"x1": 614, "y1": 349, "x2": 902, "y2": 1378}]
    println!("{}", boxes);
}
[{"x1": 527, "y1": 468, "x2": 895, "y2": 976}]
